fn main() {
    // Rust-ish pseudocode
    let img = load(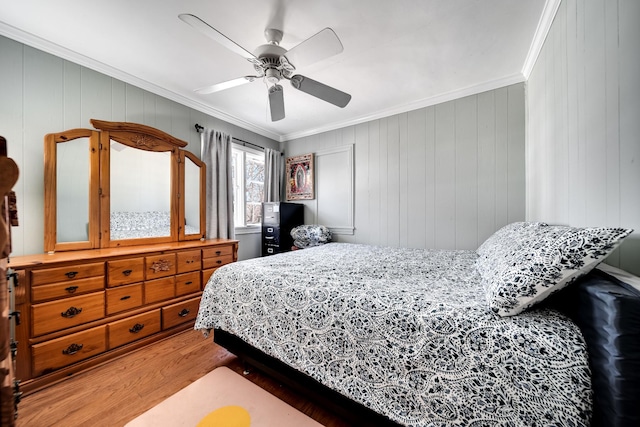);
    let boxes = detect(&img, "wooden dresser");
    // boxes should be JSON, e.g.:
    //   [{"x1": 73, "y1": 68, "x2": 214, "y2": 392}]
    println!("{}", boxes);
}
[{"x1": 9, "y1": 239, "x2": 237, "y2": 394}]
